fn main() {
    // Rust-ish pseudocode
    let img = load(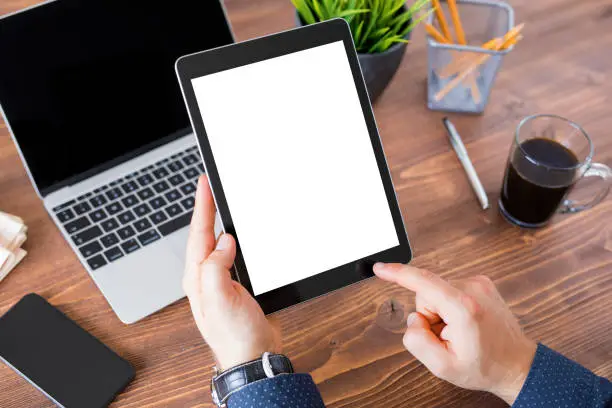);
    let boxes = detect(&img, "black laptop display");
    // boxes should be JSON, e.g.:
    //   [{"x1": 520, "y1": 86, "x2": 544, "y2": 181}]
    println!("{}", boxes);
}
[{"x1": 0, "y1": 0, "x2": 233, "y2": 196}]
